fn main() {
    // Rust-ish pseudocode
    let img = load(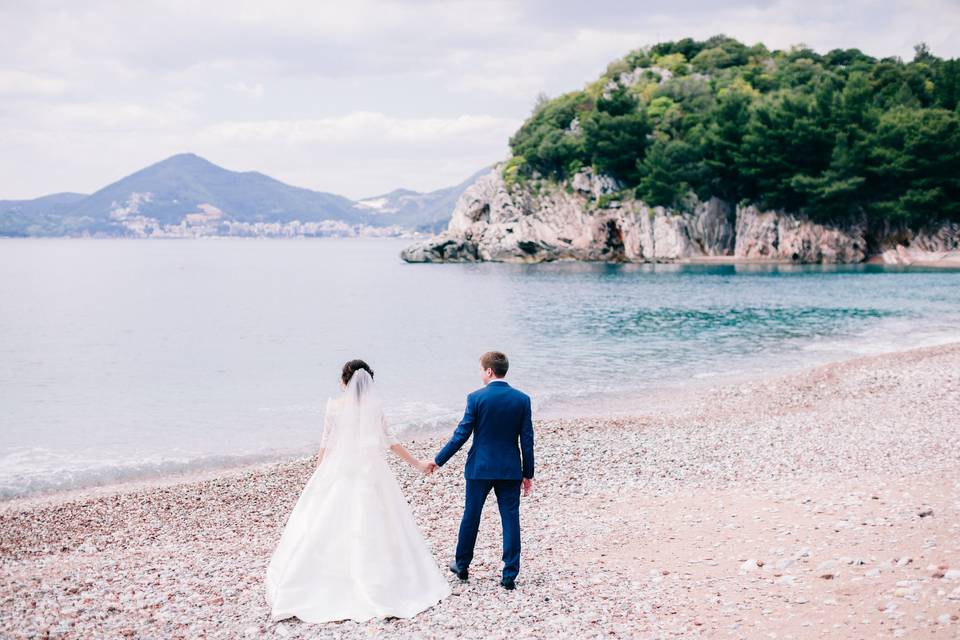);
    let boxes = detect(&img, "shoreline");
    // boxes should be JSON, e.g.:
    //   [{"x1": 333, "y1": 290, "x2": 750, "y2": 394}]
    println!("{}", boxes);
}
[
  {"x1": 7, "y1": 331, "x2": 960, "y2": 508},
  {"x1": 2, "y1": 342, "x2": 959, "y2": 638},
  {"x1": 685, "y1": 254, "x2": 960, "y2": 268},
  {"x1": 2, "y1": 235, "x2": 959, "y2": 269},
  {"x1": 1, "y1": 341, "x2": 957, "y2": 507}
]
